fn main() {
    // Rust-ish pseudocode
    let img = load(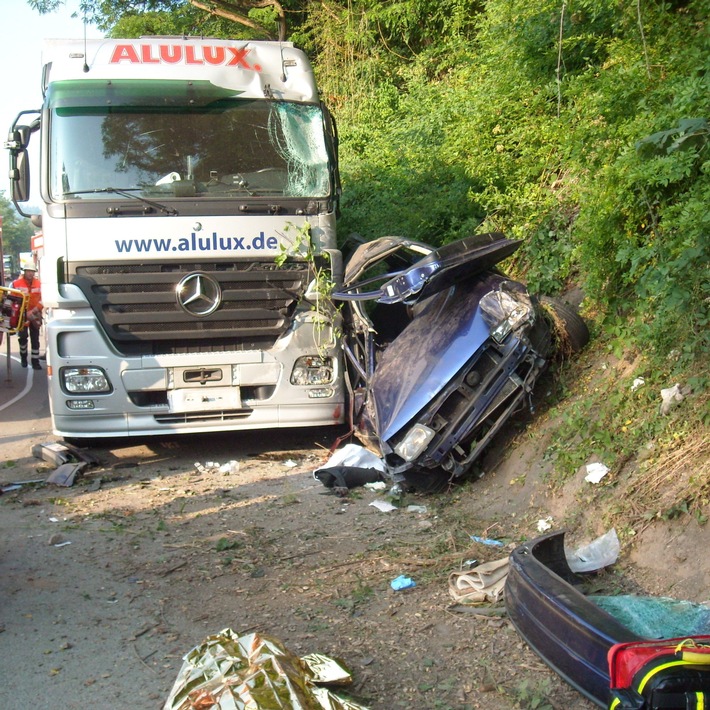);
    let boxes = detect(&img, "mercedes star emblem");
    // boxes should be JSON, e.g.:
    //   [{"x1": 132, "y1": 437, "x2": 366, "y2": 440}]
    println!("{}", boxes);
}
[{"x1": 176, "y1": 273, "x2": 222, "y2": 316}]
